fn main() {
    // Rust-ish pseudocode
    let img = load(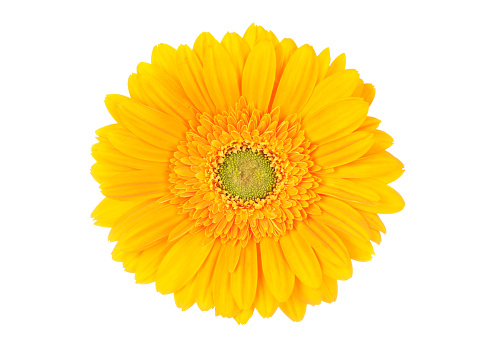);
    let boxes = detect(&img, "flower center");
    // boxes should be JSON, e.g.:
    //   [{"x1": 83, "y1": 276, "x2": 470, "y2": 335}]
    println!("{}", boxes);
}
[{"x1": 218, "y1": 149, "x2": 277, "y2": 201}]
